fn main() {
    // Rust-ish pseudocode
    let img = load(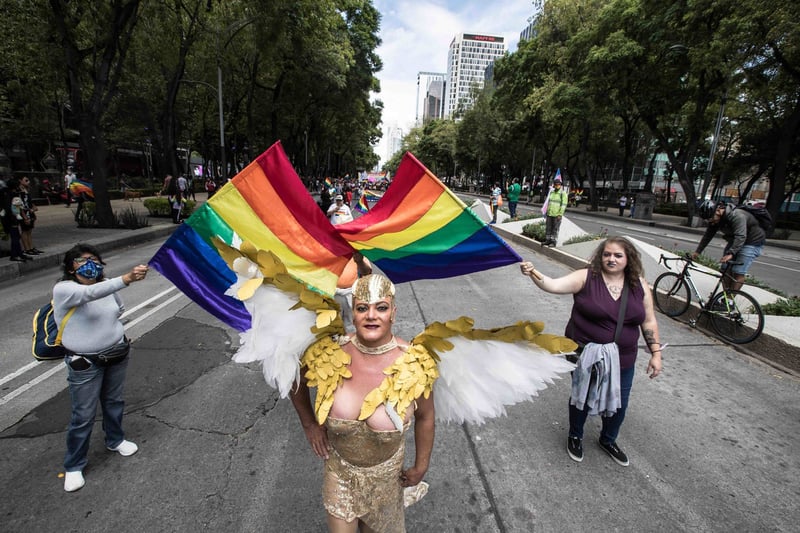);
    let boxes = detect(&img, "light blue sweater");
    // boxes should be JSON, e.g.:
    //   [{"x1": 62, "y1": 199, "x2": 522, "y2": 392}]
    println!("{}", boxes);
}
[{"x1": 569, "y1": 342, "x2": 621, "y2": 417}]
